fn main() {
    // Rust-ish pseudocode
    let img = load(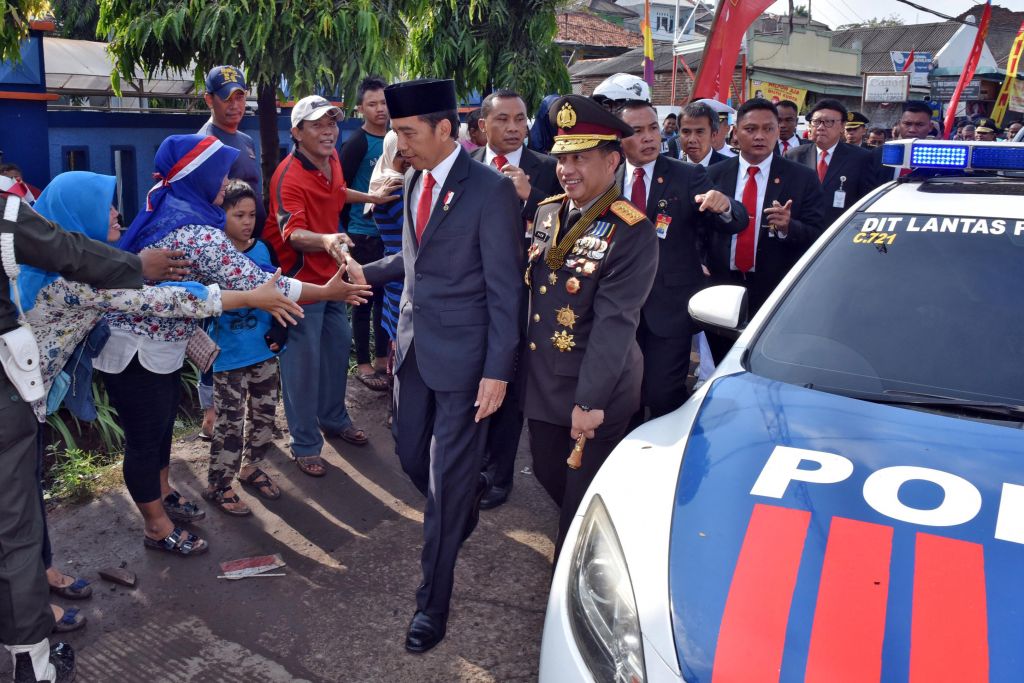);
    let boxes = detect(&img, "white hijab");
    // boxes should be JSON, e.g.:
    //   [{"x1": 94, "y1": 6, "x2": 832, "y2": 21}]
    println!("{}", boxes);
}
[{"x1": 364, "y1": 130, "x2": 403, "y2": 216}]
